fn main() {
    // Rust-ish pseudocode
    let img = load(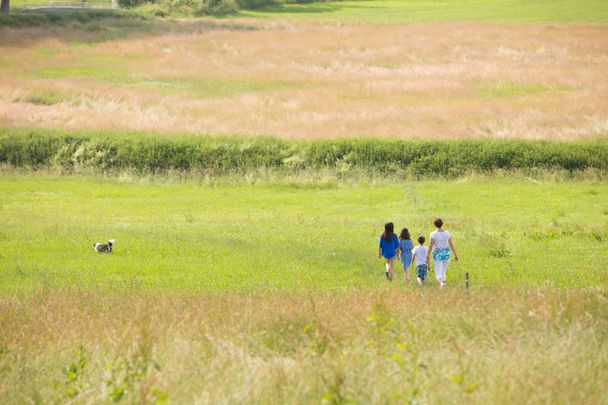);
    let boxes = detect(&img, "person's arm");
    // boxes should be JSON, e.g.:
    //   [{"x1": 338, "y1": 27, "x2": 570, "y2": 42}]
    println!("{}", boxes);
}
[
  {"x1": 426, "y1": 239, "x2": 434, "y2": 265},
  {"x1": 449, "y1": 237, "x2": 459, "y2": 261},
  {"x1": 408, "y1": 243, "x2": 414, "y2": 267}
]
